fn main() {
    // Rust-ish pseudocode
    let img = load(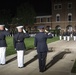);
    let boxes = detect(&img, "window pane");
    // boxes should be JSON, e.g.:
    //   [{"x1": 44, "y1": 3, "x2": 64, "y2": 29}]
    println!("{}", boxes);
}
[
  {"x1": 40, "y1": 18, "x2": 43, "y2": 22},
  {"x1": 47, "y1": 18, "x2": 51, "y2": 22},
  {"x1": 56, "y1": 16, "x2": 60, "y2": 21},
  {"x1": 68, "y1": 15, "x2": 72, "y2": 21},
  {"x1": 54, "y1": 4, "x2": 58, "y2": 10},
  {"x1": 68, "y1": 3, "x2": 72, "y2": 9},
  {"x1": 59, "y1": 4, "x2": 62, "y2": 9}
]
